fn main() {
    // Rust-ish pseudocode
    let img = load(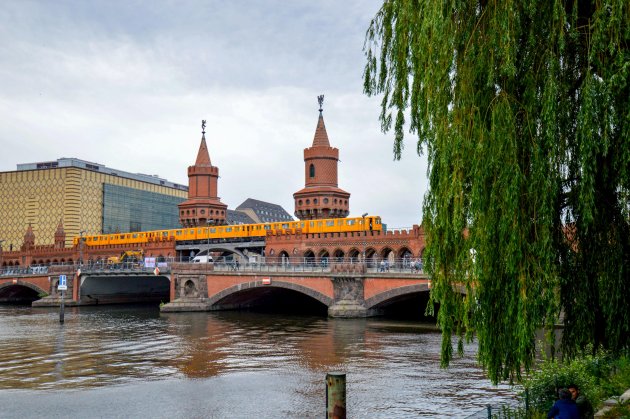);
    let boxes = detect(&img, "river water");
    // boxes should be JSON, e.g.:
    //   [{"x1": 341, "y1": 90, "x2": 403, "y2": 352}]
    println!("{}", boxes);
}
[{"x1": 0, "y1": 305, "x2": 517, "y2": 418}]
